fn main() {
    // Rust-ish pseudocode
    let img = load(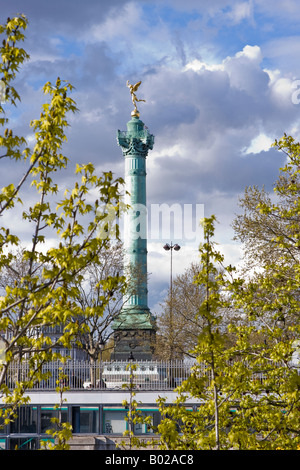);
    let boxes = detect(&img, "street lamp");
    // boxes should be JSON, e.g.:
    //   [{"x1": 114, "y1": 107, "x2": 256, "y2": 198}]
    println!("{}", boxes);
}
[{"x1": 163, "y1": 242, "x2": 181, "y2": 361}]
